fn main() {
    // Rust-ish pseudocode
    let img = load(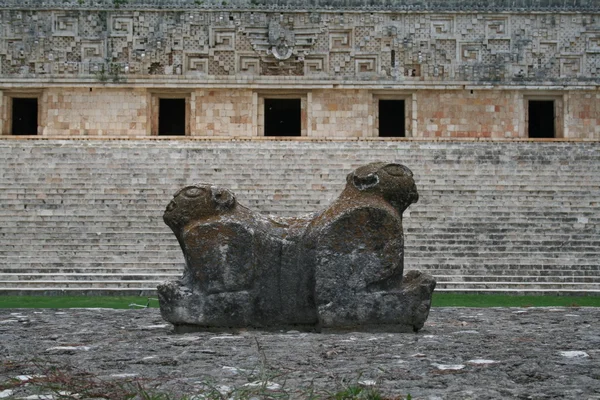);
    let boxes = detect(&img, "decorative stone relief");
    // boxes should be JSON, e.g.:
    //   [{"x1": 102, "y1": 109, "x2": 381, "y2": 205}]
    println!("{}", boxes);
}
[{"x1": 0, "y1": 0, "x2": 598, "y2": 83}]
